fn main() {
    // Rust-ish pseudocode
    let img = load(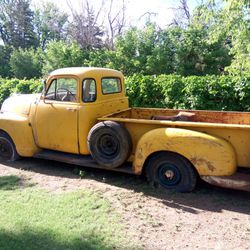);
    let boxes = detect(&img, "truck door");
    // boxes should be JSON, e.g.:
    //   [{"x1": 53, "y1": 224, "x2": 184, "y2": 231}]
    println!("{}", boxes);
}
[{"x1": 35, "y1": 77, "x2": 79, "y2": 154}]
